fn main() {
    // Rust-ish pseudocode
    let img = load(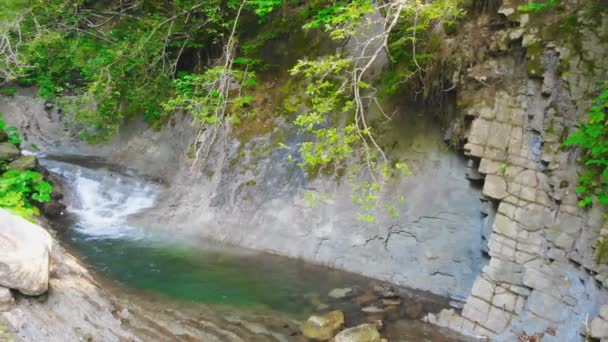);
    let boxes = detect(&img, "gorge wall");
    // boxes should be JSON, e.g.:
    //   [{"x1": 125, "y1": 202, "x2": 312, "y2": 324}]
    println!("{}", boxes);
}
[
  {"x1": 0, "y1": 0, "x2": 607, "y2": 341},
  {"x1": 427, "y1": 0, "x2": 608, "y2": 340}
]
